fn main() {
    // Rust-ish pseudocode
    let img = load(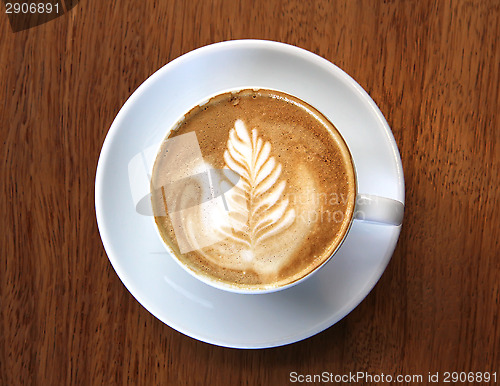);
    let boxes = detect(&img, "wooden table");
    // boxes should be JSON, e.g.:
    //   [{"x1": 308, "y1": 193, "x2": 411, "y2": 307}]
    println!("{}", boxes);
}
[{"x1": 1, "y1": 0, "x2": 498, "y2": 384}]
